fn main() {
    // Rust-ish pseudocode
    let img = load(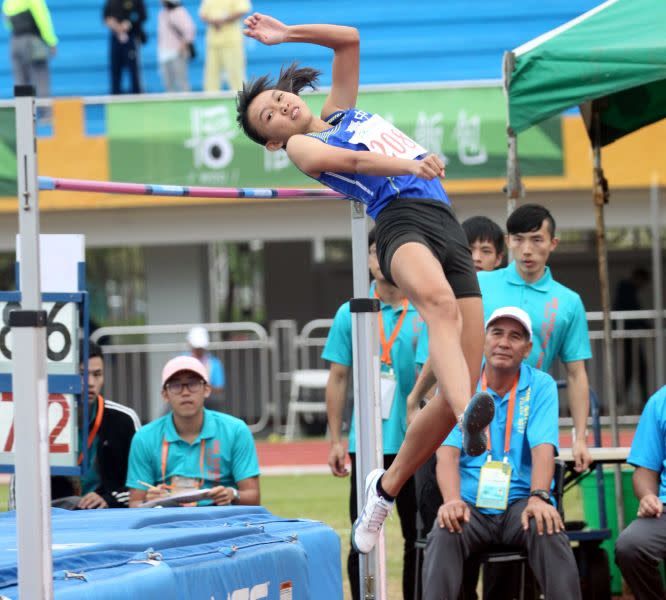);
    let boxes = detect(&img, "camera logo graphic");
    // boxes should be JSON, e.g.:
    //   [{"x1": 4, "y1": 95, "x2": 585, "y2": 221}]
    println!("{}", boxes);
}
[{"x1": 185, "y1": 105, "x2": 237, "y2": 170}]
